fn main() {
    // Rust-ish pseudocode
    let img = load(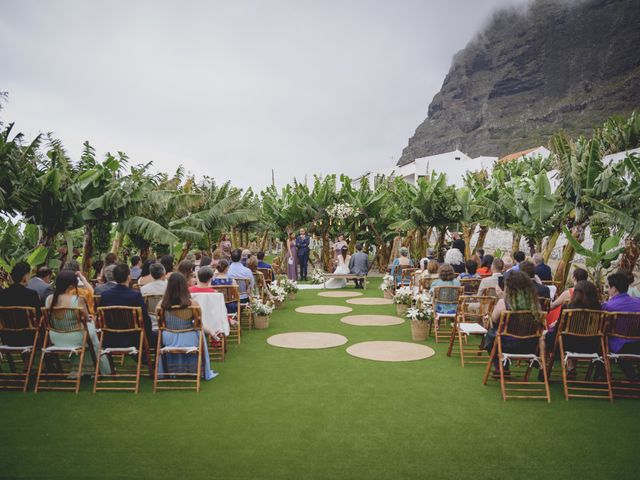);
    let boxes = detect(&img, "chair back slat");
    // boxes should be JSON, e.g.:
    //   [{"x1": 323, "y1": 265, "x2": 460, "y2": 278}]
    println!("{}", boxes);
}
[
  {"x1": 607, "y1": 312, "x2": 640, "y2": 340},
  {"x1": 158, "y1": 306, "x2": 202, "y2": 333},
  {"x1": 258, "y1": 268, "x2": 273, "y2": 283},
  {"x1": 214, "y1": 285, "x2": 240, "y2": 304},
  {"x1": 0, "y1": 306, "x2": 38, "y2": 331},
  {"x1": 97, "y1": 306, "x2": 143, "y2": 332},
  {"x1": 539, "y1": 297, "x2": 551, "y2": 312},
  {"x1": 433, "y1": 286, "x2": 464, "y2": 303},
  {"x1": 45, "y1": 308, "x2": 86, "y2": 333},
  {"x1": 460, "y1": 278, "x2": 481, "y2": 295},
  {"x1": 479, "y1": 287, "x2": 497, "y2": 297},
  {"x1": 458, "y1": 296, "x2": 497, "y2": 323},
  {"x1": 497, "y1": 310, "x2": 545, "y2": 339},
  {"x1": 235, "y1": 278, "x2": 252, "y2": 298},
  {"x1": 558, "y1": 309, "x2": 606, "y2": 336},
  {"x1": 144, "y1": 294, "x2": 164, "y2": 315}
]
